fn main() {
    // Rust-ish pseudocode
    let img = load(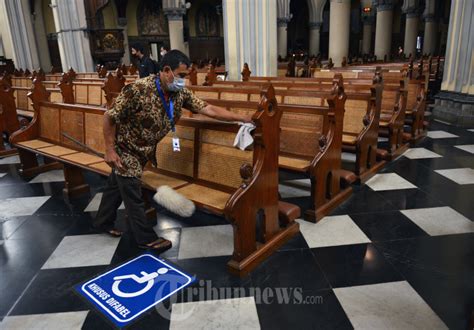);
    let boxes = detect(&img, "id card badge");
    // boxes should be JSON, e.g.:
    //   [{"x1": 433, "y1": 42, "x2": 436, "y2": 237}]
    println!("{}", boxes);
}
[{"x1": 172, "y1": 136, "x2": 181, "y2": 152}]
